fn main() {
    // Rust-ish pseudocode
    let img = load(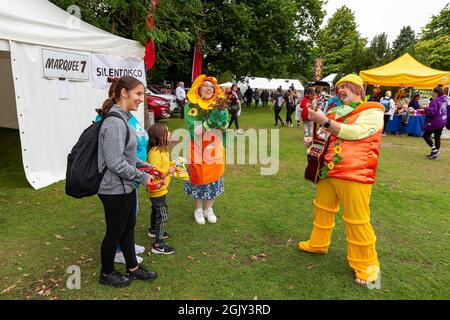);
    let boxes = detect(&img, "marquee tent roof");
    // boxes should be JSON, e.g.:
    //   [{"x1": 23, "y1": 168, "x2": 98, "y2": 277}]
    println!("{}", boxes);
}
[
  {"x1": 359, "y1": 53, "x2": 450, "y2": 88},
  {"x1": 244, "y1": 77, "x2": 304, "y2": 91},
  {"x1": 0, "y1": 0, "x2": 146, "y2": 189}
]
